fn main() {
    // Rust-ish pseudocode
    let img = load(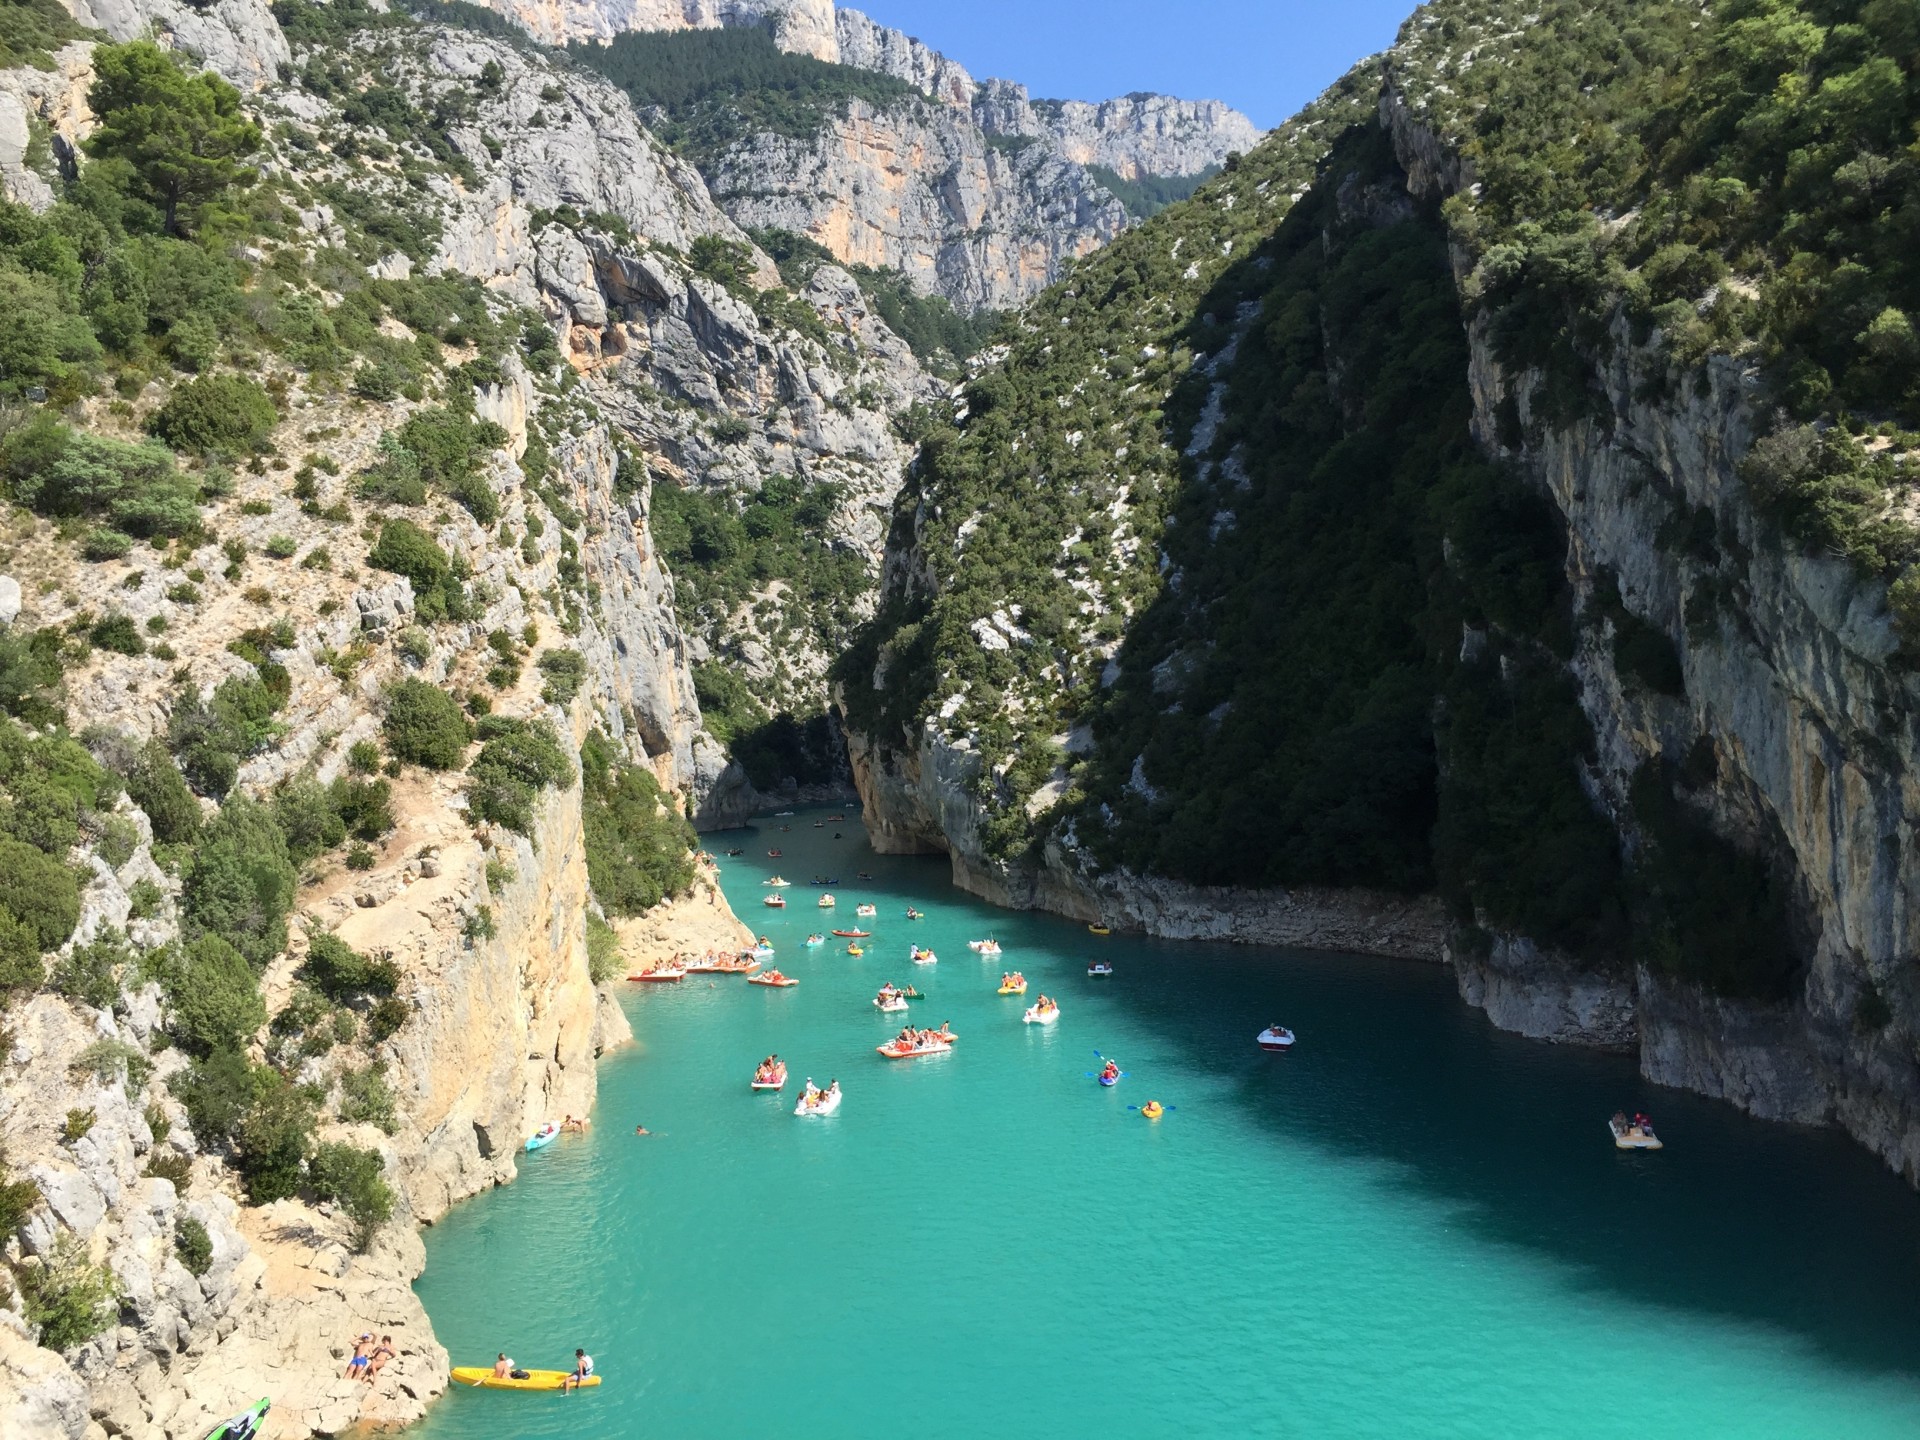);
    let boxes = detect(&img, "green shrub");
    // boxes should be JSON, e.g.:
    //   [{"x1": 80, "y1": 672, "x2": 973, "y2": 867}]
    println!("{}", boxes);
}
[
  {"x1": 465, "y1": 716, "x2": 572, "y2": 834},
  {"x1": 150, "y1": 375, "x2": 277, "y2": 455},
  {"x1": 174, "y1": 1215, "x2": 213, "y2": 1275},
  {"x1": 83, "y1": 528, "x2": 134, "y2": 562},
  {"x1": 336, "y1": 1062, "x2": 398, "y2": 1133},
  {"x1": 536, "y1": 648, "x2": 587, "y2": 705},
  {"x1": 171, "y1": 1045, "x2": 253, "y2": 1148},
  {"x1": 163, "y1": 934, "x2": 266, "y2": 1054},
  {"x1": 124, "y1": 738, "x2": 200, "y2": 842},
  {"x1": 20, "y1": 1232, "x2": 120, "y2": 1352},
  {"x1": 308, "y1": 1141, "x2": 393, "y2": 1251},
  {"x1": 301, "y1": 931, "x2": 398, "y2": 1001},
  {"x1": 4, "y1": 423, "x2": 201, "y2": 538},
  {"x1": 579, "y1": 731, "x2": 695, "y2": 914},
  {"x1": 273, "y1": 775, "x2": 346, "y2": 864},
  {"x1": 584, "y1": 911, "x2": 620, "y2": 984},
  {"x1": 346, "y1": 740, "x2": 381, "y2": 774},
  {"x1": 367, "y1": 519, "x2": 467, "y2": 622},
  {"x1": 51, "y1": 931, "x2": 130, "y2": 1010},
  {"x1": 70, "y1": 1037, "x2": 150, "y2": 1088},
  {"x1": 0, "y1": 1148, "x2": 41, "y2": 1236},
  {"x1": 235, "y1": 1067, "x2": 315, "y2": 1203},
  {"x1": 179, "y1": 794, "x2": 295, "y2": 968},
  {"x1": 89, "y1": 613, "x2": 145, "y2": 656},
  {"x1": 145, "y1": 1149, "x2": 192, "y2": 1188},
  {"x1": 0, "y1": 838, "x2": 80, "y2": 950},
  {"x1": 366, "y1": 994, "x2": 408, "y2": 1041},
  {"x1": 63, "y1": 1107, "x2": 94, "y2": 1141},
  {"x1": 382, "y1": 678, "x2": 470, "y2": 768},
  {"x1": 331, "y1": 776, "x2": 393, "y2": 841},
  {"x1": 463, "y1": 905, "x2": 495, "y2": 942},
  {"x1": 167, "y1": 675, "x2": 281, "y2": 798}
]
